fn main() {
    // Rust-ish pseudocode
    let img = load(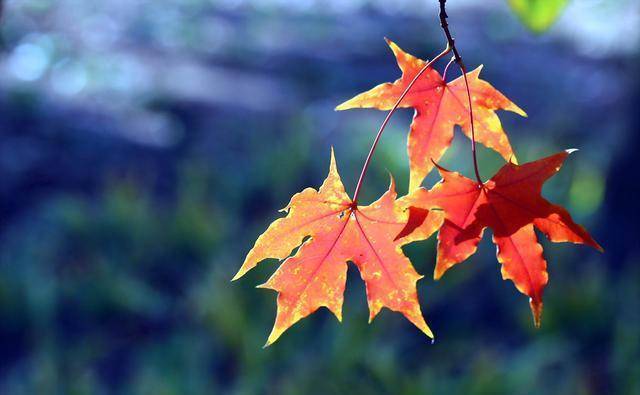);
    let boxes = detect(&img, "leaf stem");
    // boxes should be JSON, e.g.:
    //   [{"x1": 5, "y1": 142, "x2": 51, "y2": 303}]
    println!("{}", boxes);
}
[
  {"x1": 442, "y1": 56, "x2": 455, "y2": 82},
  {"x1": 438, "y1": 0, "x2": 483, "y2": 184},
  {"x1": 352, "y1": 46, "x2": 451, "y2": 204}
]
